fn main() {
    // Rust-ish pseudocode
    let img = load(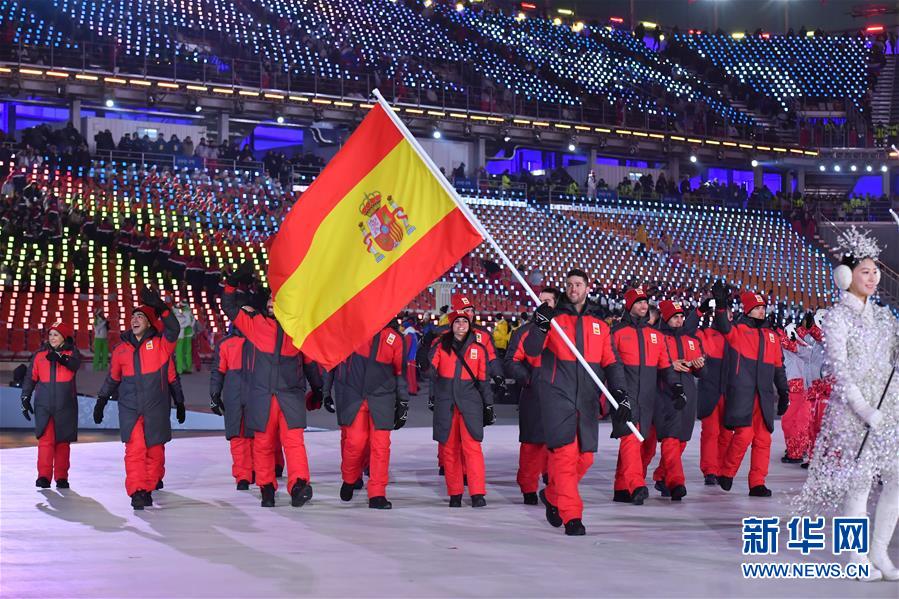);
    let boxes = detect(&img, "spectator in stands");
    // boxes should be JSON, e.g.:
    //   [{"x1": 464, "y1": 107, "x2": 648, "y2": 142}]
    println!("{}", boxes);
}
[
  {"x1": 117, "y1": 133, "x2": 134, "y2": 155},
  {"x1": 21, "y1": 321, "x2": 81, "y2": 490},
  {"x1": 93, "y1": 310, "x2": 109, "y2": 371},
  {"x1": 586, "y1": 171, "x2": 598, "y2": 199},
  {"x1": 194, "y1": 138, "x2": 209, "y2": 159},
  {"x1": 634, "y1": 221, "x2": 649, "y2": 255},
  {"x1": 167, "y1": 134, "x2": 183, "y2": 155},
  {"x1": 152, "y1": 134, "x2": 168, "y2": 154},
  {"x1": 452, "y1": 162, "x2": 466, "y2": 184}
]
